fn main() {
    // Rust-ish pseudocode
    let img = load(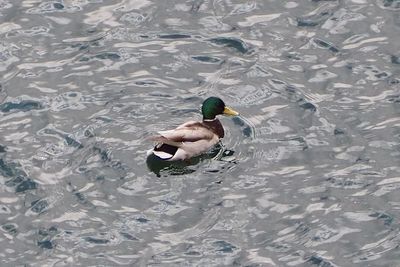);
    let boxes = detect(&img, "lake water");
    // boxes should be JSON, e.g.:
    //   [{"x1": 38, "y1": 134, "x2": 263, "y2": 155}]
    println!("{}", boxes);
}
[{"x1": 1, "y1": 0, "x2": 400, "y2": 266}]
